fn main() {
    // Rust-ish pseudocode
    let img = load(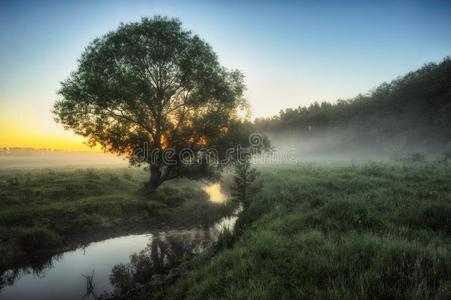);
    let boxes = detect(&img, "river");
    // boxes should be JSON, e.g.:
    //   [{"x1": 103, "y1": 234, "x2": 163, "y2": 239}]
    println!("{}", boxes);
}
[{"x1": 0, "y1": 183, "x2": 235, "y2": 300}]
